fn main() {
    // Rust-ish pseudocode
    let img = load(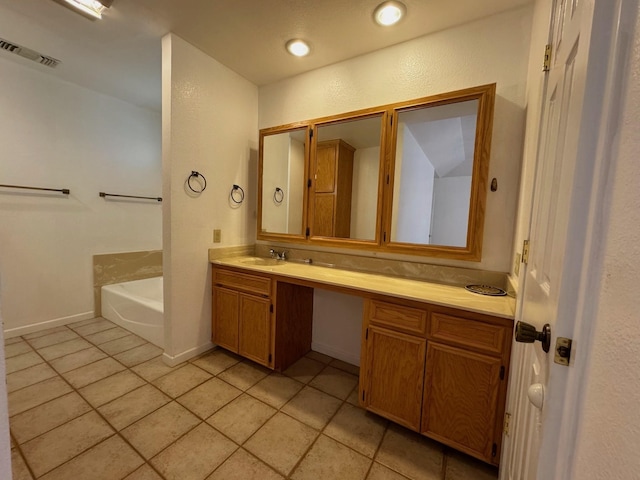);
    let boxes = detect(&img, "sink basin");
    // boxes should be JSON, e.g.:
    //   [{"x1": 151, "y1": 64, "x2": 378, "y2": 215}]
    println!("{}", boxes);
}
[{"x1": 239, "y1": 257, "x2": 284, "y2": 266}]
